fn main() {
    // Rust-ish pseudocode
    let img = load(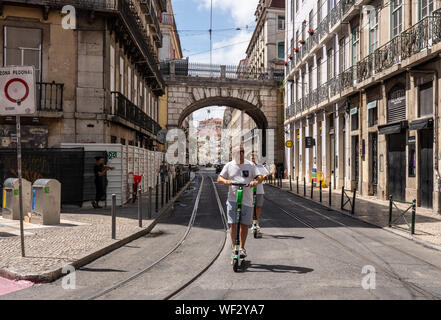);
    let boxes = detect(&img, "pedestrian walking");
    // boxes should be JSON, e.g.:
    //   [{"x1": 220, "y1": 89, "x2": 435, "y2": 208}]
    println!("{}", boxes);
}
[
  {"x1": 92, "y1": 156, "x2": 114, "y2": 209},
  {"x1": 160, "y1": 160, "x2": 168, "y2": 183},
  {"x1": 250, "y1": 153, "x2": 270, "y2": 238}
]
